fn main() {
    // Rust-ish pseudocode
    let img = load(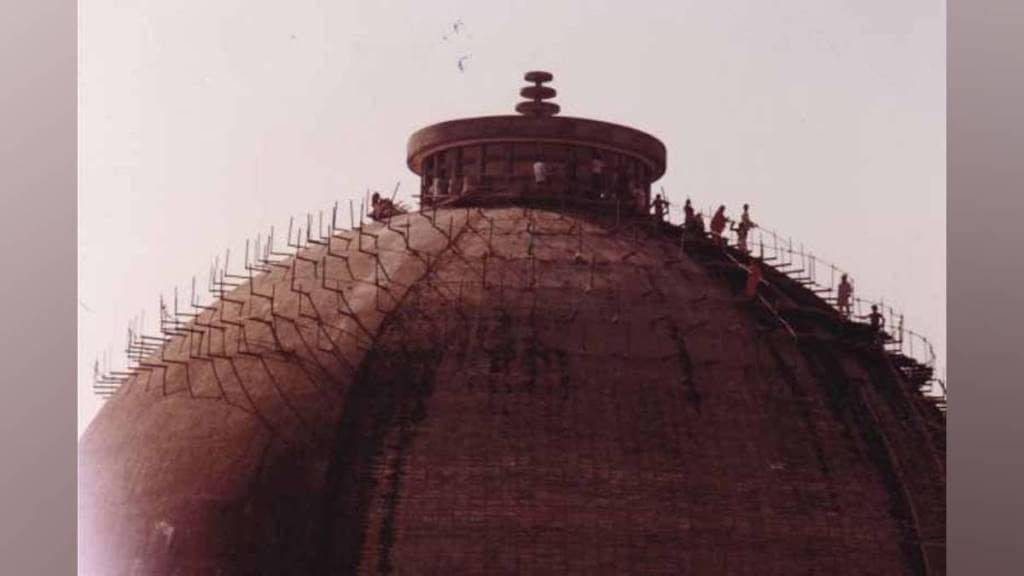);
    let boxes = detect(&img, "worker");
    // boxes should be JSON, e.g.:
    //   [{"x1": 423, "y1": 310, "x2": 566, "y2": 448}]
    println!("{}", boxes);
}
[
  {"x1": 683, "y1": 198, "x2": 696, "y2": 229},
  {"x1": 733, "y1": 204, "x2": 756, "y2": 253},
  {"x1": 533, "y1": 159, "x2": 548, "y2": 185},
  {"x1": 681, "y1": 198, "x2": 701, "y2": 247},
  {"x1": 369, "y1": 191, "x2": 405, "y2": 221},
  {"x1": 631, "y1": 181, "x2": 646, "y2": 212},
  {"x1": 868, "y1": 305, "x2": 885, "y2": 332},
  {"x1": 369, "y1": 192, "x2": 389, "y2": 220},
  {"x1": 692, "y1": 211, "x2": 708, "y2": 233},
  {"x1": 740, "y1": 204, "x2": 755, "y2": 227},
  {"x1": 460, "y1": 175, "x2": 474, "y2": 196},
  {"x1": 429, "y1": 177, "x2": 444, "y2": 200},
  {"x1": 836, "y1": 274, "x2": 853, "y2": 318},
  {"x1": 744, "y1": 259, "x2": 764, "y2": 300},
  {"x1": 710, "y1": 205, "x2": 728, "y2": 245},
  {"x1": 369, "y1": 192, "x2": 384, "y2": 220},
  {"x1": 653, "y1": 194, "x2": 669, "y2": 221},
  {"x1": 590, "y1": 155, "x2": 605, "y2": 197},
  {"x1": 424, "y1": 178, "x2": 436, "y2": 202},
  {"x1": 860, "y1": 304, "x2": 886, "y2": 341}
]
